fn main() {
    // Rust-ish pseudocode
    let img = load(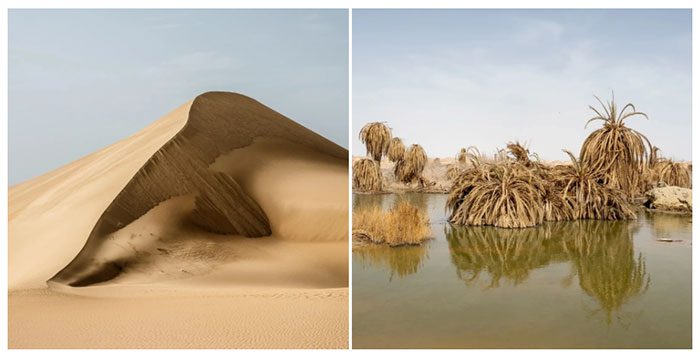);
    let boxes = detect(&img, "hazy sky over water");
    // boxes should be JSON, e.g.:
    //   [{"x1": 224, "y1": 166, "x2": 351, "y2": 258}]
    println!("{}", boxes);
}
[
  {"x1": 9, "y1": 9, "x2": 348, "y2": 184},
  {"x1": 352, "y1": 9, "x2": 691, "y2": 162}
]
